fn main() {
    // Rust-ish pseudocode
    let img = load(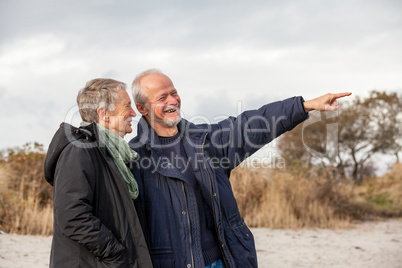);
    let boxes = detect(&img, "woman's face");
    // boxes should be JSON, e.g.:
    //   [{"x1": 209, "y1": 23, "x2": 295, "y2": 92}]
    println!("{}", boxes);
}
[{"x1": 107, "y1": 90, "x2": 136, "y2": 137}]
